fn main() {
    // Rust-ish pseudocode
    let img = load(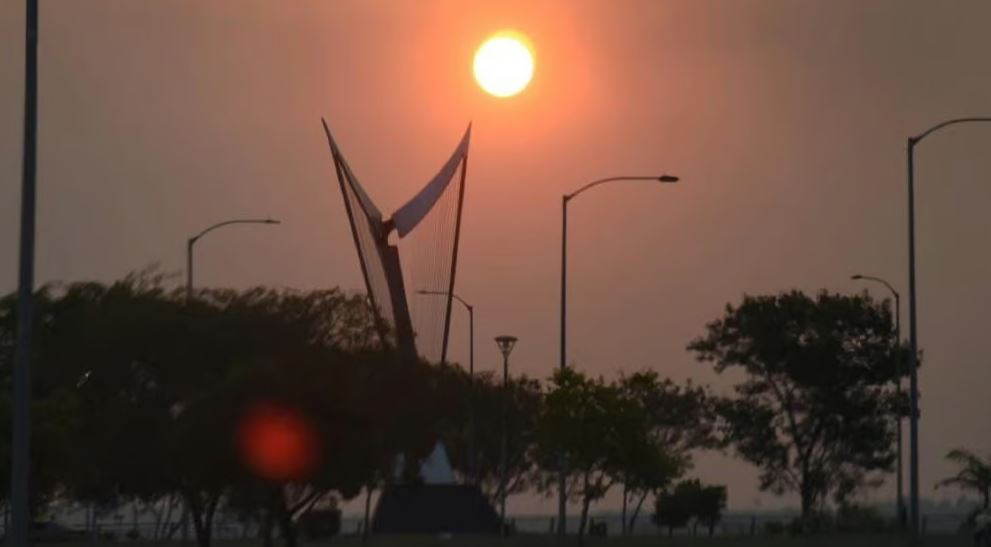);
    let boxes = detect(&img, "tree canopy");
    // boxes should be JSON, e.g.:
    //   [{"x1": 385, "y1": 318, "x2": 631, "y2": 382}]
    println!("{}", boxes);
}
[
  {"x1": 652, "y1": 478, "x2": 726, "y2": 536},
  {"x1": 938, "y1": 448, "x2": 991, "y2": 510},
  {"x1": 617, "y1": 371, "x2": 715, "y2": 534},
  {"x1": 0, "y1": 276, "x2": 435, "y2": 547},
  {"x1": 689, "y1": 290, "x2": 909, "y2": 516},
  {"x1": 534, "y1": 369, "x2": 686, "y2": 540},
  {"x1": 5, "y1": 276, "x2": 723, "y2": 544}
]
